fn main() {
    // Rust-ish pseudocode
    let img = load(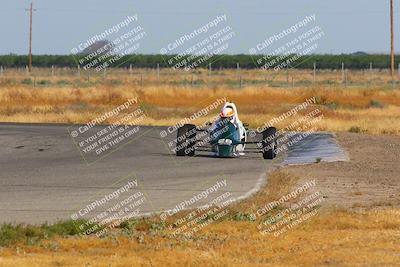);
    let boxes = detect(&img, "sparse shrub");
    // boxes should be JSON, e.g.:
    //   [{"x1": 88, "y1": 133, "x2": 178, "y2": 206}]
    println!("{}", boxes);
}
[
  {"x1": 232, "y1": 212, "x2": 256, "y2": 222},
  {"x1": 36, "y1": 79, "x2": 51, "y2": 86},
  {"x1": 315, "y1": 157, "x2": 322, "y2": 163},
  {"x1": 326, "y1": 102, "x2": 338, "y2": 110},
  {"x1": 314, "y1": 95, "x2": 328, "y2": 105},
  {"x1": 325, "y1": 80, "x2": 336, "y2": 85},
  {"x1": 41, "y1": 219, "x2": 86, "y2": 236},
  {"x1": 369, "y1": 99, "x2": 384, "y2": 109},
  {"x1": 349, "y1": 126, "x2": 362, "y2": 133},
  {"x1": 0, "y1": 219, "x2": 90, "y2": 247},
  {"x1": 120, "y1": 220, "x2": 139, "y2": 235},
  {"x1": 150, "y1": 221, "x2": 165, "y2": 232},
  {"x1": 20, "y1": 78, "x2": 32, "y2": 85},
  {"x1": 57, "y1": 80, "x2": 71, "y2": 86},
  {"x1": 0, "y1": 224, "x2": 48, "y2": 247}
]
